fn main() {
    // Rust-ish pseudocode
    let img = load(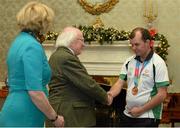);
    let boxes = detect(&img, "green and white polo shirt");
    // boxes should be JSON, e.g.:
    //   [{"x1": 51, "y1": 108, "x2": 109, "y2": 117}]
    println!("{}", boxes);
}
[{"x1": 120, "y1": 51, "x2": 169, "y2": 119}]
